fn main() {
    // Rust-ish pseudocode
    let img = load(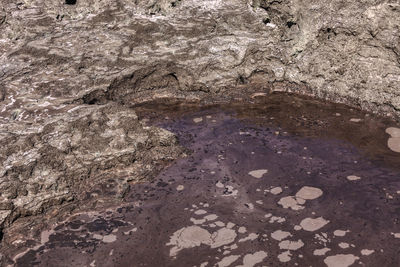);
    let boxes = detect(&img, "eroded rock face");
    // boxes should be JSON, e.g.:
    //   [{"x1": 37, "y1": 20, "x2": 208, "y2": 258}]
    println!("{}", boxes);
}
[
  {"x1": 0, "y1": 0, "x2": 399, "y2": 252},
  {"x1": 0, "y1": 104, "x2": 183, "y2": 229},
  {"x1": 0, "y1": 0, "x2": 399, "y2": 118}
]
